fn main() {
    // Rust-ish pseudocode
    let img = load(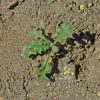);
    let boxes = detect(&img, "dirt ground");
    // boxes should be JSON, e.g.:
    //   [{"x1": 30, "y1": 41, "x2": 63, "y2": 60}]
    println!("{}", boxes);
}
[{"x1": 0, "y1": 0, "x2": 100, "y2": 100}]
